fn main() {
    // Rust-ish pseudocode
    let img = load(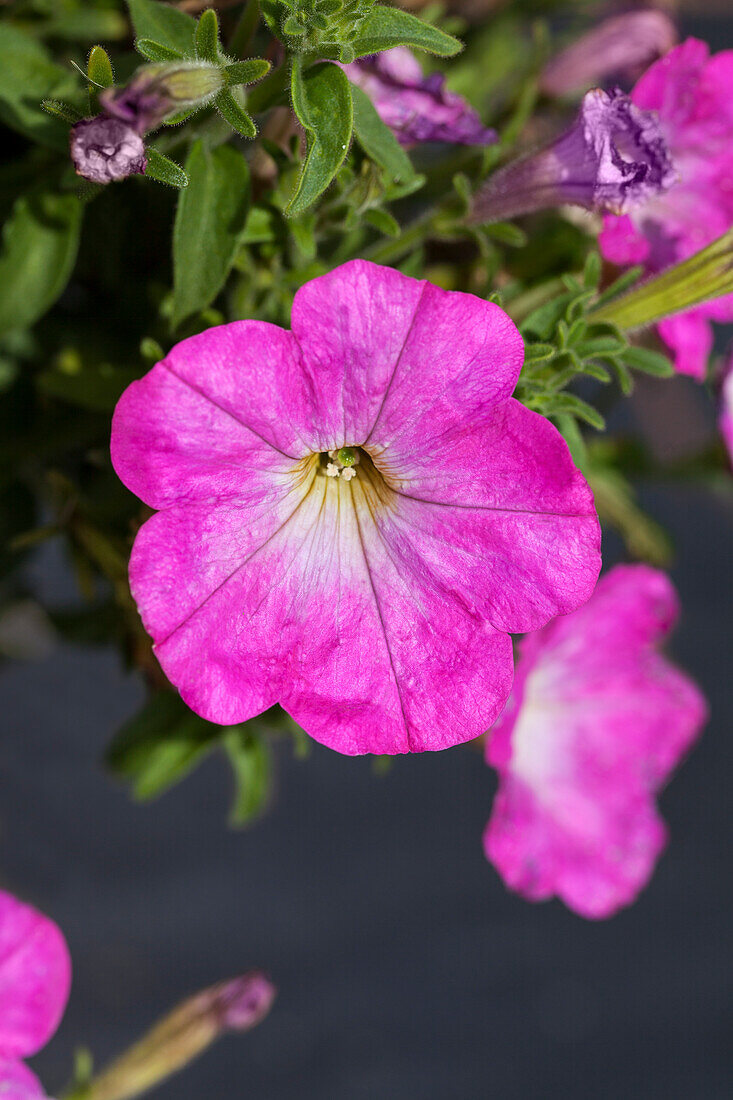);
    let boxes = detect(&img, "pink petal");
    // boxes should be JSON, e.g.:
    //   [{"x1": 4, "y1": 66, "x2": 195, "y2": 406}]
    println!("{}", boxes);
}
[
  {"x1": 657, "y1": 311, "x2": 713, "y2": 380},
  {"x1": 484, "y1": 565, "x2": 708, "y2": 918},
  {"x1": 598, "y1": 213, "x2": 650, "y2": 266},
  {"x1": 0, "y1": 1058, "x2": 47, "y2": 1100},
  {"x1": 0, "y1": 891, "x2": 71, "y2": 1060}
]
